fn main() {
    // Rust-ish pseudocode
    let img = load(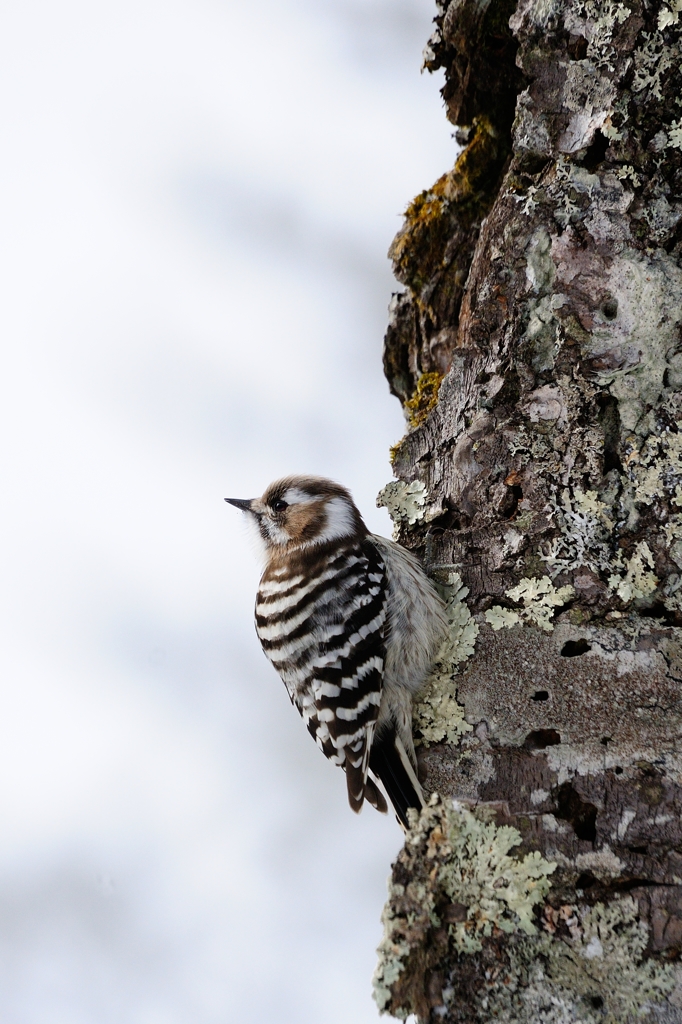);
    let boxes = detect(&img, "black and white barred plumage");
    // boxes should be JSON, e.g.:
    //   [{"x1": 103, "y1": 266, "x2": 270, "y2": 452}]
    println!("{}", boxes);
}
[{"x1": 225, "y1": 476, "x2": 447, "y2": 827}]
